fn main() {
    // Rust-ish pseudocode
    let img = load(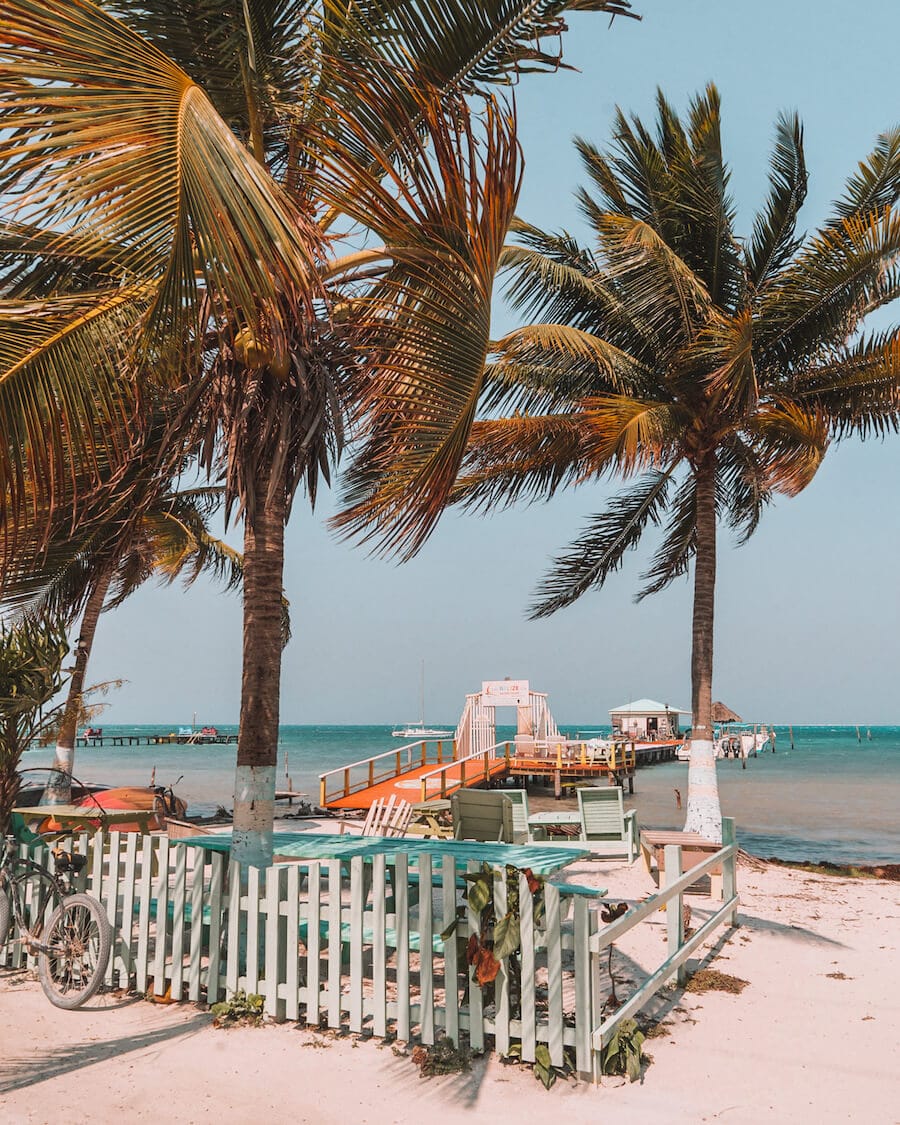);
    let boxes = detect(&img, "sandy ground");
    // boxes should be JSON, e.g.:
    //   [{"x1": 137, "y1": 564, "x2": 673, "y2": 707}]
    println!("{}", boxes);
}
[{"x1": 2, "y1": 853, "x2": 899, "y2": 1125}]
